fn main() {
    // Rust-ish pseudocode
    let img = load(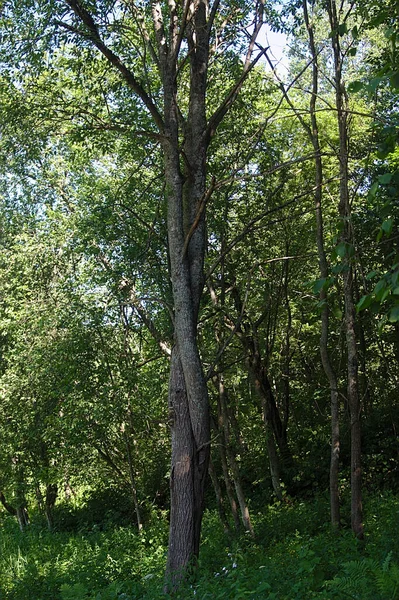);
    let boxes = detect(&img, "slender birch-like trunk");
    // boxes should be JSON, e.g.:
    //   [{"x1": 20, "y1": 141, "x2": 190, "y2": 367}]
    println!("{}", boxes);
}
[
  {"x1": 303, "y1": 0, "x2": 340, "y2": 528},
  {"x1": 327, "y1": 0, "x2": 363, "y2": 539}
]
